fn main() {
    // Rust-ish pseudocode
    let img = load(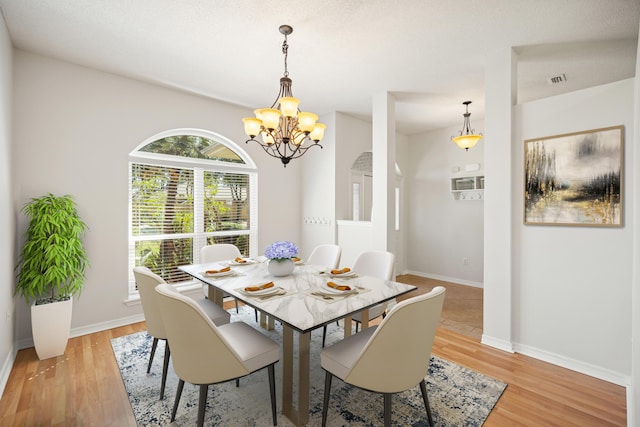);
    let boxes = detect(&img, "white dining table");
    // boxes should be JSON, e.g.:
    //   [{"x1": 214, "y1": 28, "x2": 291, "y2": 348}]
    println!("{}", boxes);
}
[{"x1": 179, "y1": 258, "x2": 416, "y2": 427}]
